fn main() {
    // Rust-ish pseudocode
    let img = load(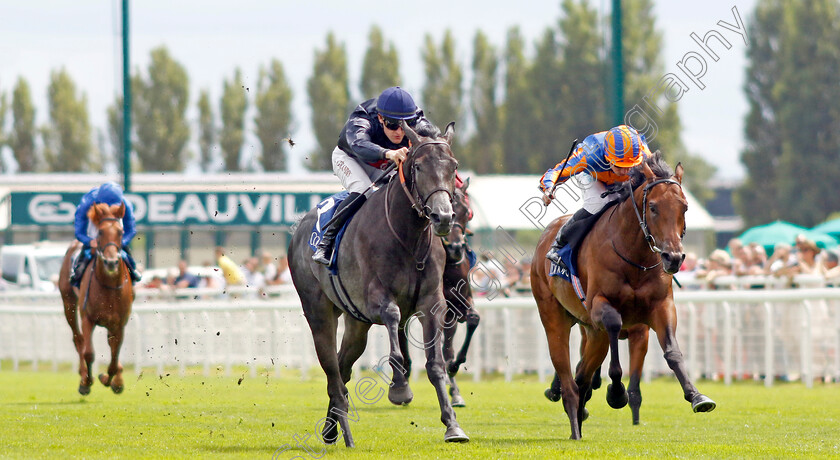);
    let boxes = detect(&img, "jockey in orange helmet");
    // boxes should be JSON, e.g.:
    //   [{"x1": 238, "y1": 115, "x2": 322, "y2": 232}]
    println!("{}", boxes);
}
[{"x1": 540, "y1": 125, "x2": 652, "y2": 265}]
